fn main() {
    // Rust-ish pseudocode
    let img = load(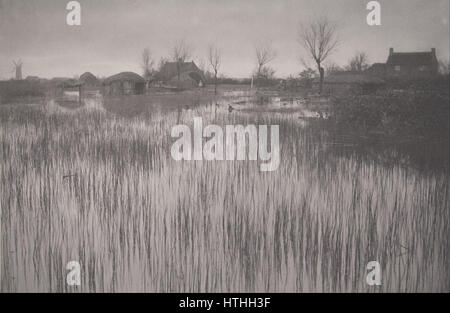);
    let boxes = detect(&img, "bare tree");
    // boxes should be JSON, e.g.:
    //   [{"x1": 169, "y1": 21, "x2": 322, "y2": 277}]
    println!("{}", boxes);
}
[
  {"x1": 298, "y1": 17, "x2": 340, "y2": 93},
  {"x1": 262, "y1": 66, "x2": 276, "y2": 80},
  {"x1": 325, "y1": 62, "x2": 343, "y2": 75},
  {"x1": 172, "y1": 39, "x2": 192, "y2": 81},
  {"x1": 157, "y1": 57, "x2": 169, "y2": 72},
  {"x1": 255, "y1": 41, "x2": 276, "y2": 82},
  {"x1": 438, "y1": 59, "x2": 450, "y2": 75},
  {"x1": 197, "y1": 58, "x2": 206, "y2": 73},
  {"x1": 299, "y1": 67, "x2": 316, "y2": 79},
  {"x1": 348, "y1": 51, "x2": 369, "y2": 72},
  {"x1": 141, "y1": 48, "x2": 154, "y2": 80},
  {"x1": 208, "y1": 44, "x2": 221, "y2": 94}
]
